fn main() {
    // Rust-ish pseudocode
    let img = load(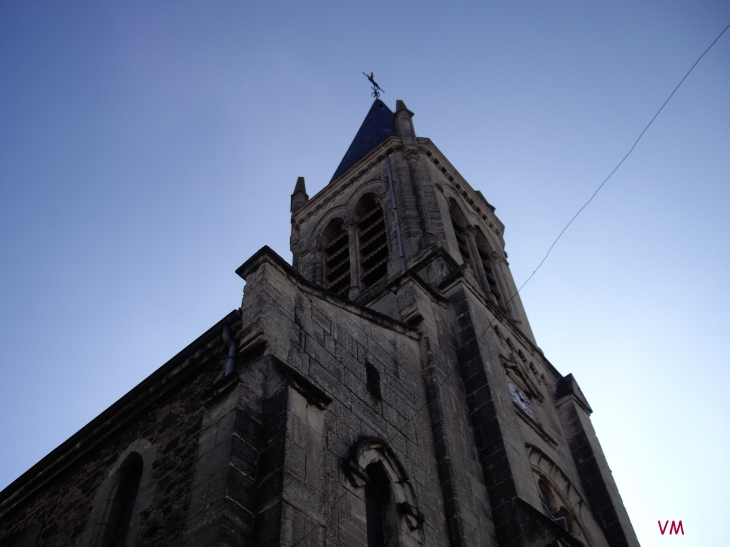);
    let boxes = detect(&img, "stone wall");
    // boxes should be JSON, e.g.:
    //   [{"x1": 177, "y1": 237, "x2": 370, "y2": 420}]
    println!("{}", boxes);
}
[{"x1": 0, "y1": 312, "x2": 240, "y2": 547}]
